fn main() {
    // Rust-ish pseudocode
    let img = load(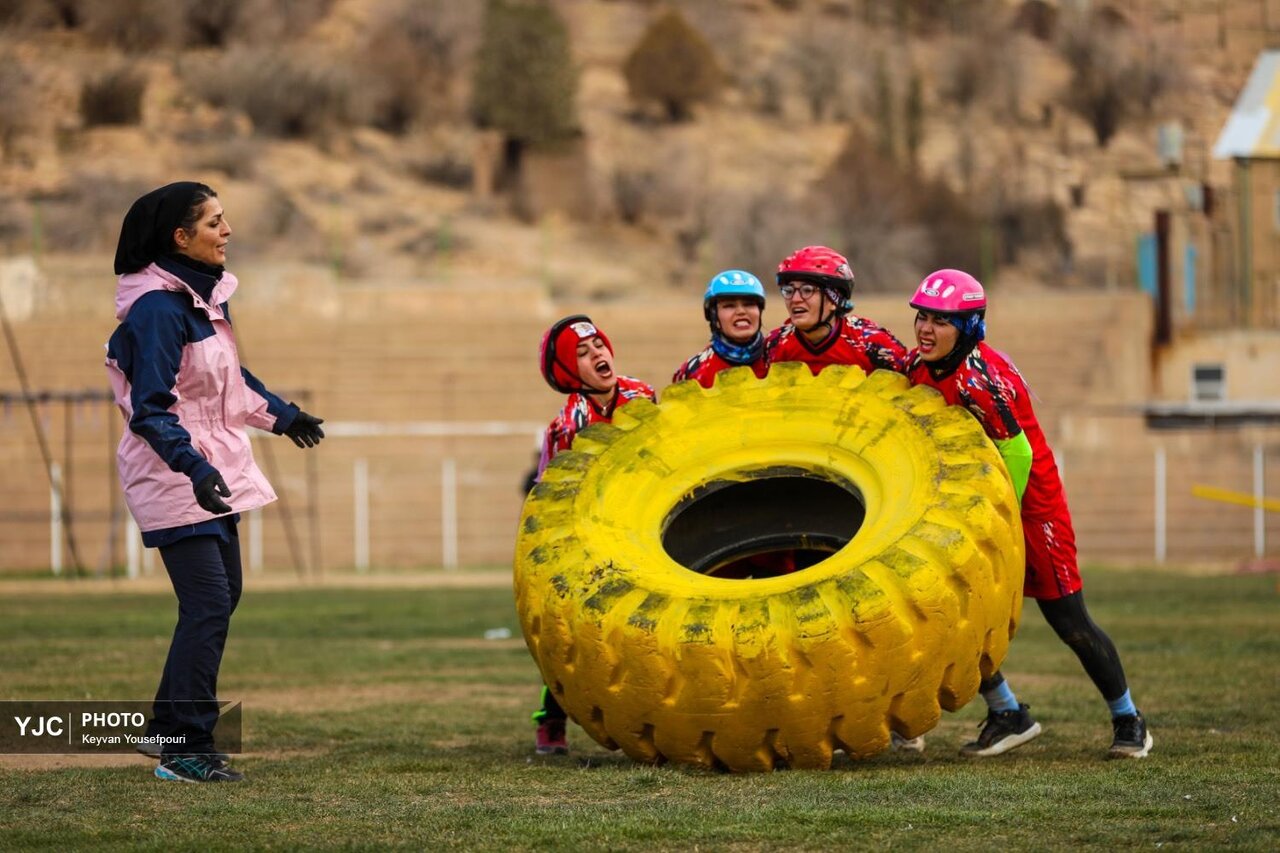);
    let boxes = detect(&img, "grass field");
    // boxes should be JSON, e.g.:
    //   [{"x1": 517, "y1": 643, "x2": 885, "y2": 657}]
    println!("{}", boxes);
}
[{"x1": 1, "y1": 567, "x2": 1277, "y2": 851}]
